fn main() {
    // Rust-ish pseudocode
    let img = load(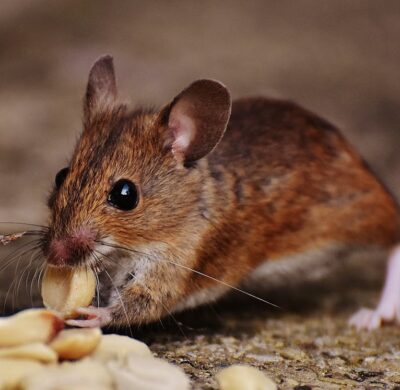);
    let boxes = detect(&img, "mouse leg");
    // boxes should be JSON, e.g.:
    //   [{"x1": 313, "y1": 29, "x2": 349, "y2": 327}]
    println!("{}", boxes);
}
[
  {"x1": 349, "y1": 245, "x2": 400, "y2": 330},
  {"x1": 65, "y1": 281, "x2": 171, "y2": 328},
  {"x1": 66, "y1": 306, "x2": 112, "y2": 328}
]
